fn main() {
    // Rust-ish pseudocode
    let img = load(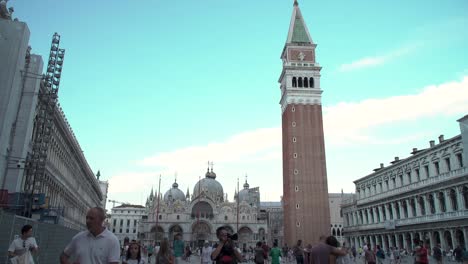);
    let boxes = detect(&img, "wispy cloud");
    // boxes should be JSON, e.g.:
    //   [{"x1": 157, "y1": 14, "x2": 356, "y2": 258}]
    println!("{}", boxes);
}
[
  {"x1": 107, "y1": 76, "x2": 468, "y2": 199},
  {"x1": 338, "y1": 44, "x2": 419, "y2": 72},
  {"x1": 324, "y1": 76, "x2": 468, "y2": 144}
]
